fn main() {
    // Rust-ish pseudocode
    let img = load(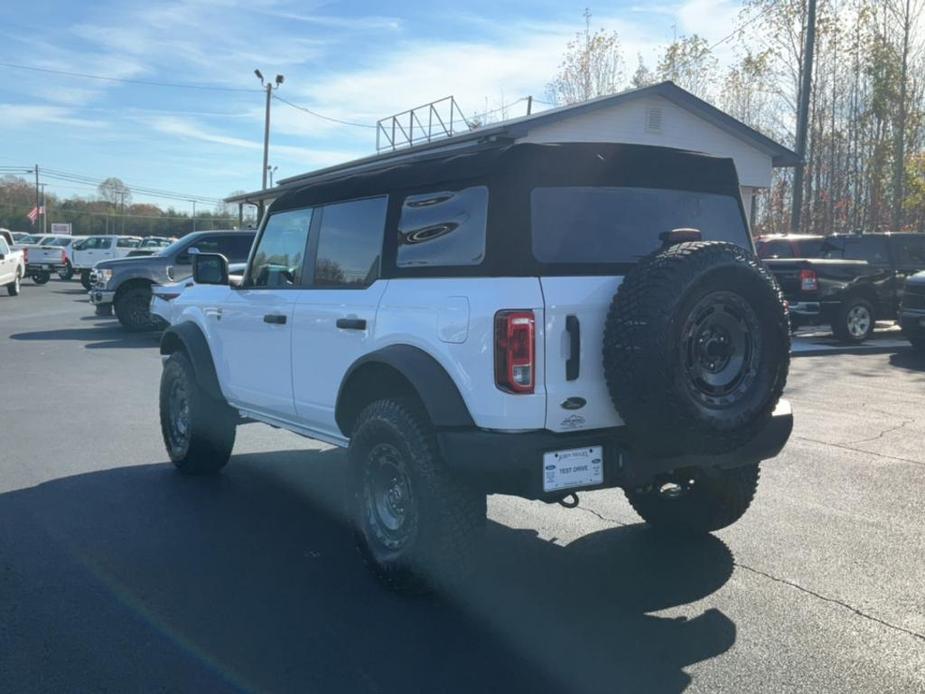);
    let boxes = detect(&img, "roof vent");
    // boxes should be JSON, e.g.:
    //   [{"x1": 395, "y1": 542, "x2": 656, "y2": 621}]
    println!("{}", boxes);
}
[{"x1": 645, "y1": 107, "x2": 663, "y2": 133}]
